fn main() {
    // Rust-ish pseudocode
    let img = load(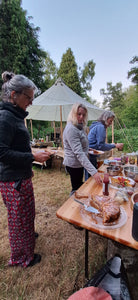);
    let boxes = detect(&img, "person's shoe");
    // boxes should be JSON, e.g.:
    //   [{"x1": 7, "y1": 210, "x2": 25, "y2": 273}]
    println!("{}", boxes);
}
[
  {"x1": 35, "y1": 232, "x2": 39, "y2": 238},
  {"x1": 27, "y1": 254, "x2": 41, "y2": 267}
]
